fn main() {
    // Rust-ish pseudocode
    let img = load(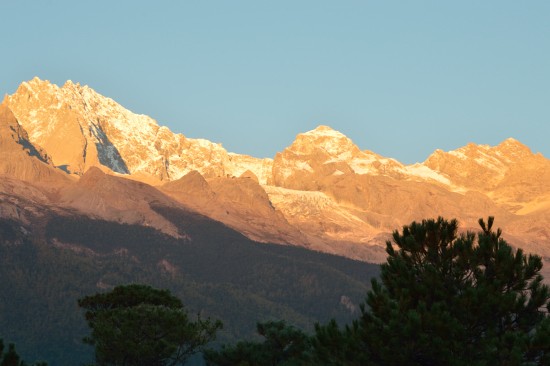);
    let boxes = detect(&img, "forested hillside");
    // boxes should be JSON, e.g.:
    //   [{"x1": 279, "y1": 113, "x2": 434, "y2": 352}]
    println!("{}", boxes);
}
[{"x1": 0, "y1": 205, "x2": 378, "y2": 365}]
